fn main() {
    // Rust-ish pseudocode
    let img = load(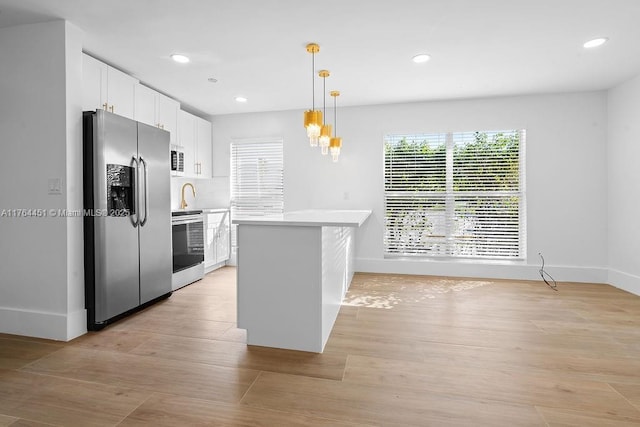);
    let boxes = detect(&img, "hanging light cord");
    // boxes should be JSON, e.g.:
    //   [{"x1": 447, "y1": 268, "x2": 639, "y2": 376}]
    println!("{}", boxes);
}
[
  {"x1": 311, "y1": 51, "x2": 315, "y2": 111},
  {"x1": 539, "y1": 253, "x2": 558, "y2": 291},
  {"x1": 322, "y1": 75, "x2": 326, "y2": 124},
  {"x1": 333, "y1": 95, "x2": 337, "y2": 135}
]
